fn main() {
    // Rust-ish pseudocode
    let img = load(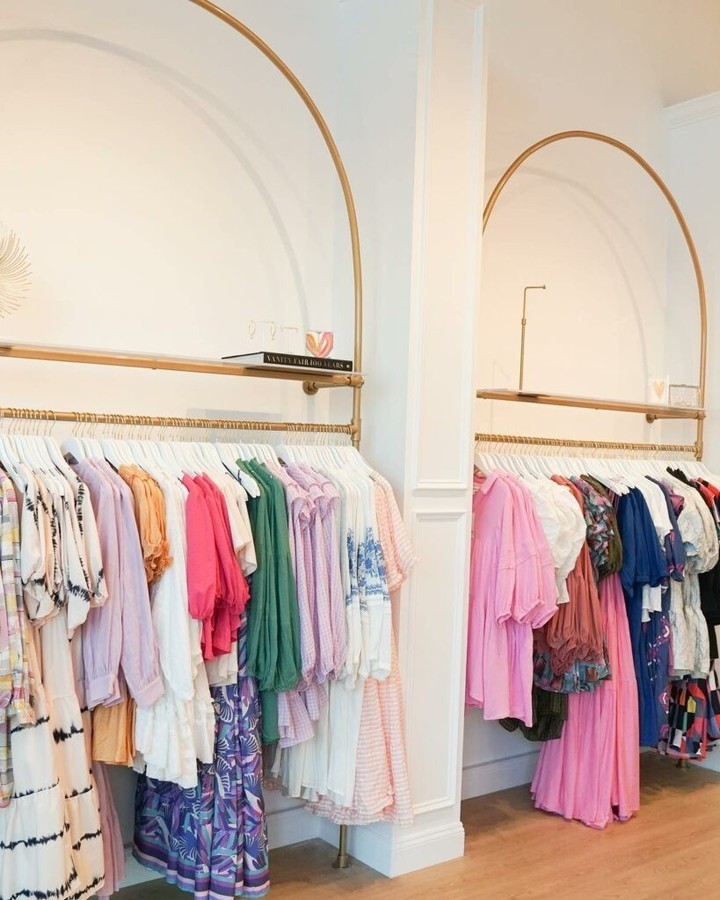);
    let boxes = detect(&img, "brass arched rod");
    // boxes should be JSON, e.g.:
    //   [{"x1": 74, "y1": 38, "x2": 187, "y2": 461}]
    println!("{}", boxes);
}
[
  {"x1": 188, "y1": 0, "x2": 363, "y2": 440},
  {"x1": 482, "y1": 130, "x2": 707, "y2": 457}
]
